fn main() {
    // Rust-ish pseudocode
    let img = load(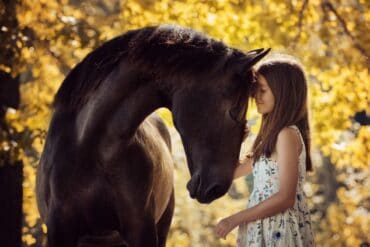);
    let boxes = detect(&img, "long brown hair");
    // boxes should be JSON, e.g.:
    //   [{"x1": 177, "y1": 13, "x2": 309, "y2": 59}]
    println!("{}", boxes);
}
[{"x1": 252, "y1": 56, "x2": 313, "y2": 171}]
